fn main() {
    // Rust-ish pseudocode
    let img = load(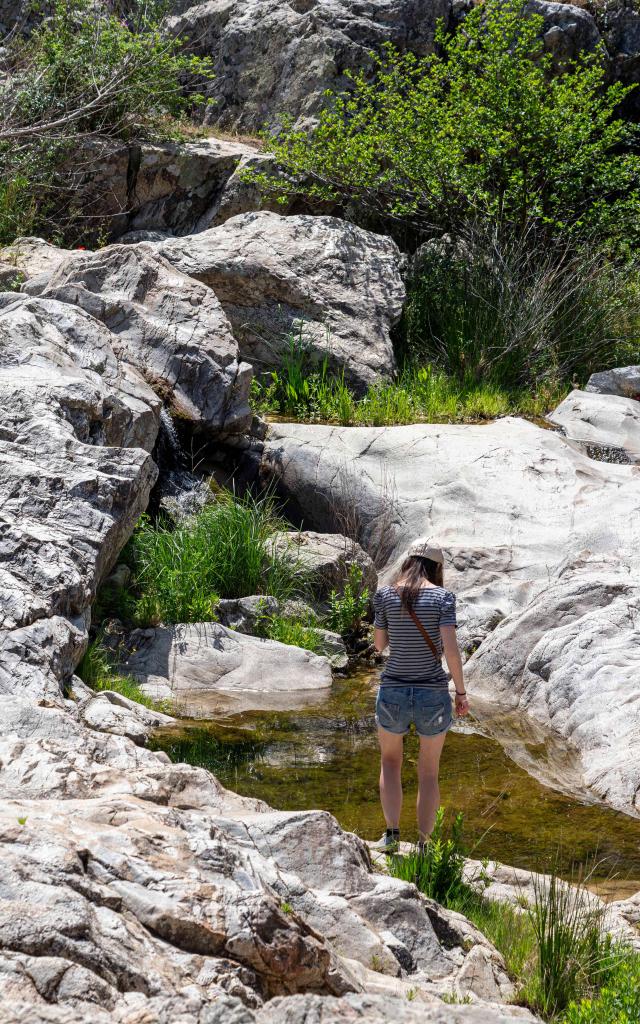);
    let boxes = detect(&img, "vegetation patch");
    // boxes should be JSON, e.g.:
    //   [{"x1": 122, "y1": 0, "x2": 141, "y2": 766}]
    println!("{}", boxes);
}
[{"x1": 77, "y1": 635, "x2": 159, "y2": 710}]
